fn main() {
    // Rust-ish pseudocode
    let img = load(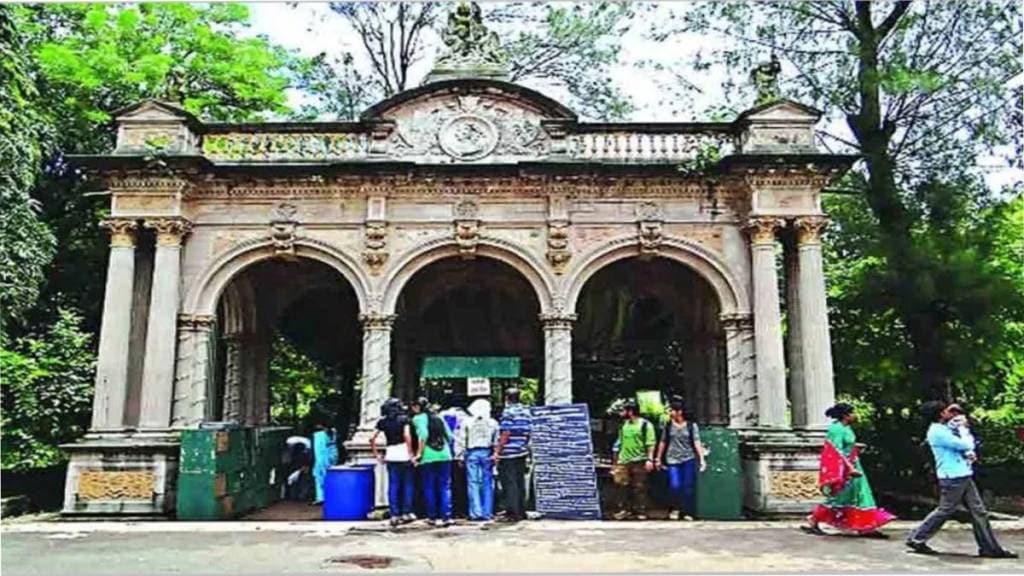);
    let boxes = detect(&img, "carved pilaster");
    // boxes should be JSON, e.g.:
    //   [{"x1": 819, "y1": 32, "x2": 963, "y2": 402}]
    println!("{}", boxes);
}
[
  {"x1": 100, "y1": 218, "x2": 139, "y2": 247},
  {"x1": 453, "y1": 199, "x2": 480, "y2": 259},
  {"x1": 546, "y1": 220, "x2": 571, "y2": 273},
  {"x1": 363, "y1": 221, "x2": 389, "y2": 273},
  {"x1": 540, "y1": 313, "x2": 577, "y2": 405},
  {"x1": 720, "y1": 312, "x2": 757, "y2": 427},
  {"x1": 173, "y1": 314, "x2": 216, "y2": 427},
  {"x1": 636, "y1": 201, "x2": 663, "y2": 258},
  {"x1": 359, "y1": 313, "x2": 396, "y2": 430},
  {"x1": 144, "y1": 217, "x2": 192, "y2": 247},
  {"x1": 269, "y1": 202, "x2": 298, "y2": 256}
]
